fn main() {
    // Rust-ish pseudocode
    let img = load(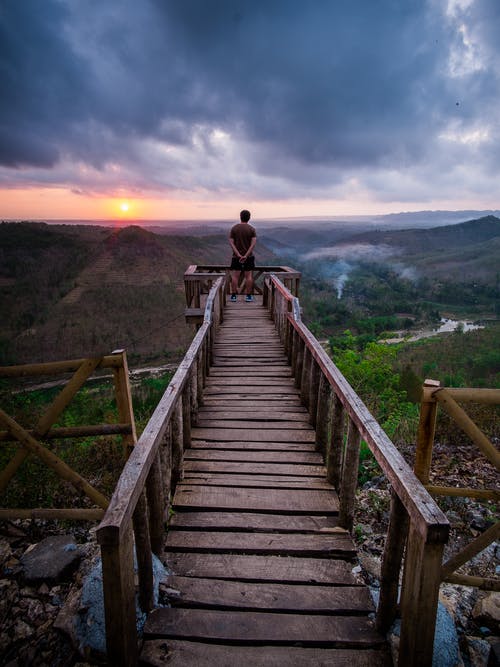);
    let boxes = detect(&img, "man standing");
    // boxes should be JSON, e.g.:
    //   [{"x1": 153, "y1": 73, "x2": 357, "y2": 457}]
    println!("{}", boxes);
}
[{"x1": 229, "y1": 209, "x2": 256, "y2": 302}]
